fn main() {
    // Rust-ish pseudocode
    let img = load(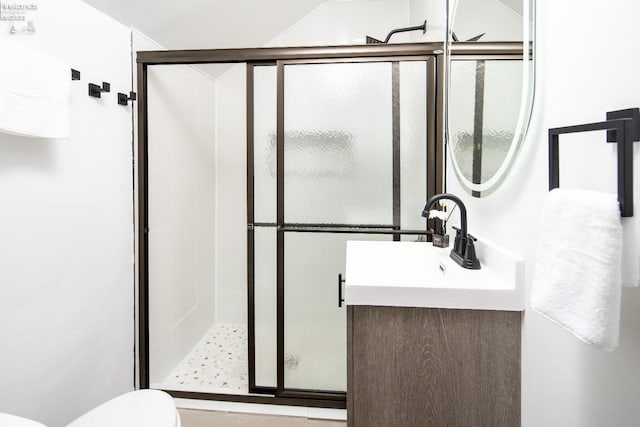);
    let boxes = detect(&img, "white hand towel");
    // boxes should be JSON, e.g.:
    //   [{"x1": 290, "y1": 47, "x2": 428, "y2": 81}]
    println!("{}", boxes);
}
[
  {"x1": 530, "y1": 188, "x2": 622, "y2": 351},
  {"x1": 0, "y1": 38, "x2": 70, "y2": 138}
]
